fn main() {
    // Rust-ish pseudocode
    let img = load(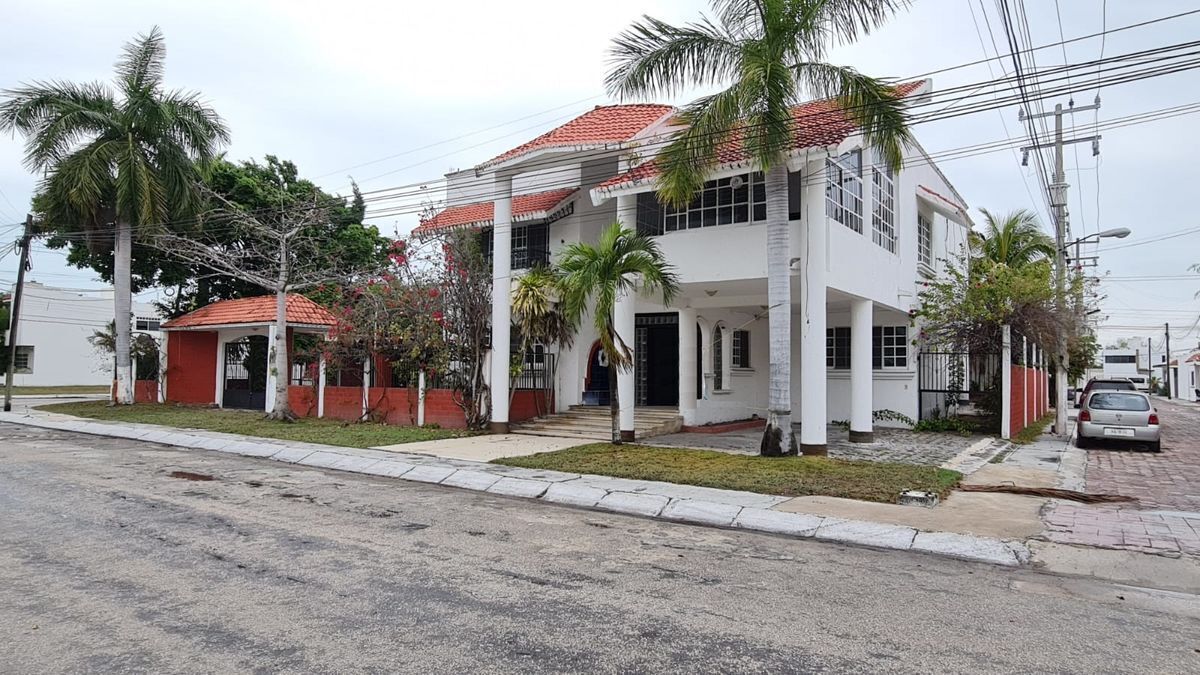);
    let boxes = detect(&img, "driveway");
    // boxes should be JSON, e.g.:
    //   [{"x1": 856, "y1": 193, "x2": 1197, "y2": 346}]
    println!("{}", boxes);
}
[
  {"x1": 2, "y1": 423, "x2": 1197, "y2": 672},
  {"x1": 1043, "y1": 398, "x2": 1200, "y2": 556}
]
